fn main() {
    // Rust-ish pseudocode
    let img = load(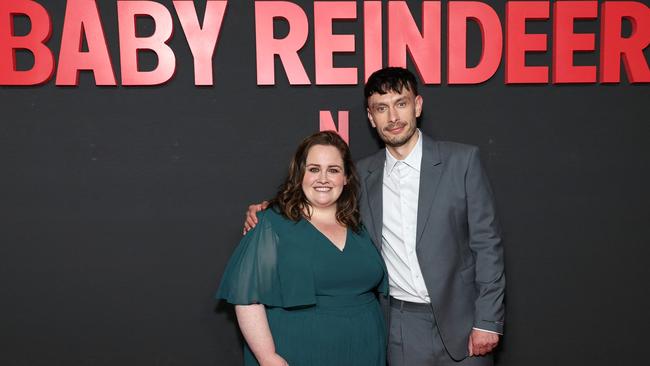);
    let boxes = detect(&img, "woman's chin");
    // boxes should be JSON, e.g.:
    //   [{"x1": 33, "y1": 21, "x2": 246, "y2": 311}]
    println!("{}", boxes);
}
[{"x1": 307, "y1": 199, "x2": 339, "y2": 211}]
